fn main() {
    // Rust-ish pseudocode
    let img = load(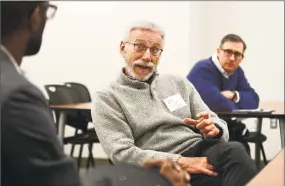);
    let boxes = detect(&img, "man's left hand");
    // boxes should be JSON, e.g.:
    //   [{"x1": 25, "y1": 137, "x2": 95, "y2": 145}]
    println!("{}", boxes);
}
[
  {"x1": 184, "y1": 112, "x2": 220, "y2": 137},
  {"x1": 221, "y1": 90, "x2": 235, "y2": 100}
]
